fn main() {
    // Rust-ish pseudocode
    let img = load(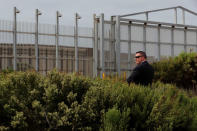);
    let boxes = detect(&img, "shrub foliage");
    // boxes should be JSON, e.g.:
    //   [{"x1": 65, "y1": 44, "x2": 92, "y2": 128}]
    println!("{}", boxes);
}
[
  {"x1": 0, "y1": 70, "x2": 197, "y2": 130},
  {"x1": 153, "y1": 52, "x2": 197, "y2": 89}
]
